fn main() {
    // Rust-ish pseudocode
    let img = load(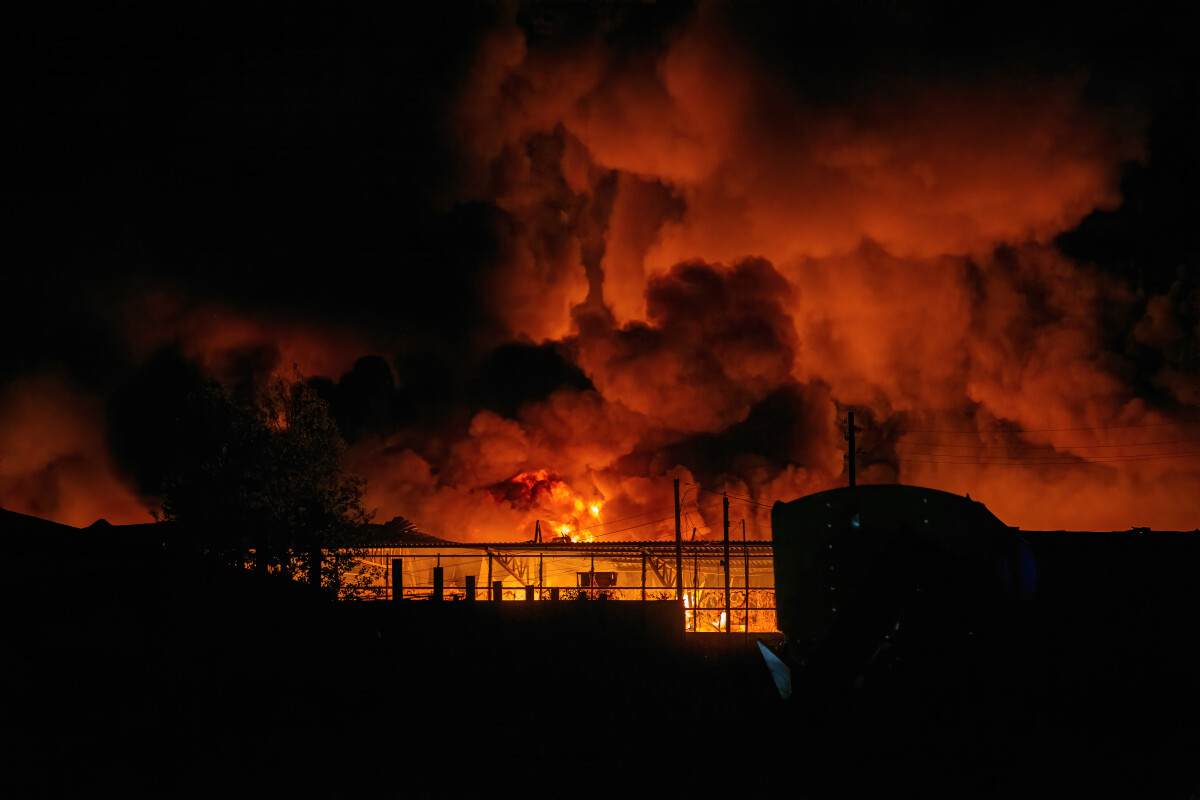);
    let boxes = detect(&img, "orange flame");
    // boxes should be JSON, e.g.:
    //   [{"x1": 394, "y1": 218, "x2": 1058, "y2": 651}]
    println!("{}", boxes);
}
[{"x1": 489, "y1": 470, "x2": 604, "y2": 542}]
